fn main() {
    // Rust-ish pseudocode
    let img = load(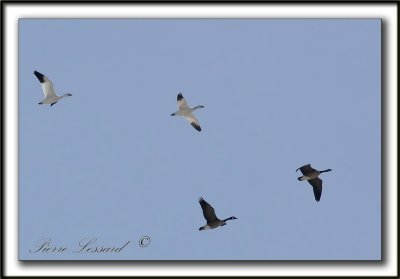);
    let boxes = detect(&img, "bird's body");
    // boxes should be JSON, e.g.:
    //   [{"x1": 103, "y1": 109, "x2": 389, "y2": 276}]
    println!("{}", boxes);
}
[
  {"x1": 34, "y1": 71, "x2": 72, "y2": 106},
  {"x1": 198, "y1": 197, "x2": 237, "y2": 231},
  {"x1": 171, "y1": 93, "x2": 204, "y2": 132},
  {"x1": 201, "y1": 220, "x2": 226, "y2": 230},
  {"x1": 298, "y1": 171, "x2": 321, "y2": 181},
  {"x1": 296, "y1": 164, "x2": 332, "y2": 202}
]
